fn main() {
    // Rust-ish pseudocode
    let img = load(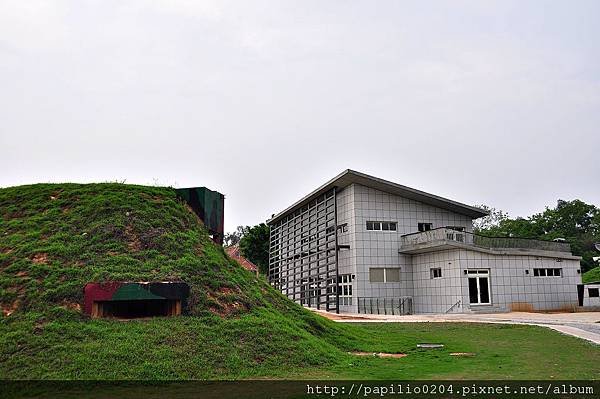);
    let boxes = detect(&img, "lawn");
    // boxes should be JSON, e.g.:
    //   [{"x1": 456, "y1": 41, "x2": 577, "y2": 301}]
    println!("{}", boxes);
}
[
  {"x1": 302, "y1": 322, "x2": 600, "y2": 380},
  {"x1": 2, "y1": 311, "x2": 598, "y2": 380}
]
